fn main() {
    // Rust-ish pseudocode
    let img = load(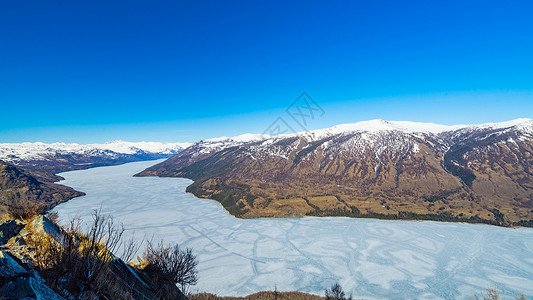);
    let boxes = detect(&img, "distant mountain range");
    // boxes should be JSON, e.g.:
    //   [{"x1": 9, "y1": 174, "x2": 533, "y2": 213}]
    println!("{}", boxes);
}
[
  {"x1": 0, "y1": 140, "x2": 192, "y2": 173},
  {"x1": 0, "y1": 140, "x2": 191, "y2": 215},
  {"x1": 137, "y1": 119, "x2": 533, "y2": 226}
]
